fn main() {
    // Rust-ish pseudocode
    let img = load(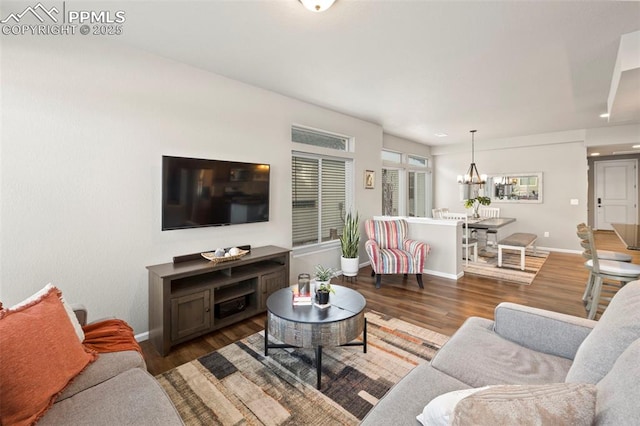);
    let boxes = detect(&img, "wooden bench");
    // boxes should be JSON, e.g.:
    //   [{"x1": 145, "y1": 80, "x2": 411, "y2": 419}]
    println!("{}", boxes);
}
[{"x1": 498, "y1": 233, "x2": 537, "y2": 271}]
